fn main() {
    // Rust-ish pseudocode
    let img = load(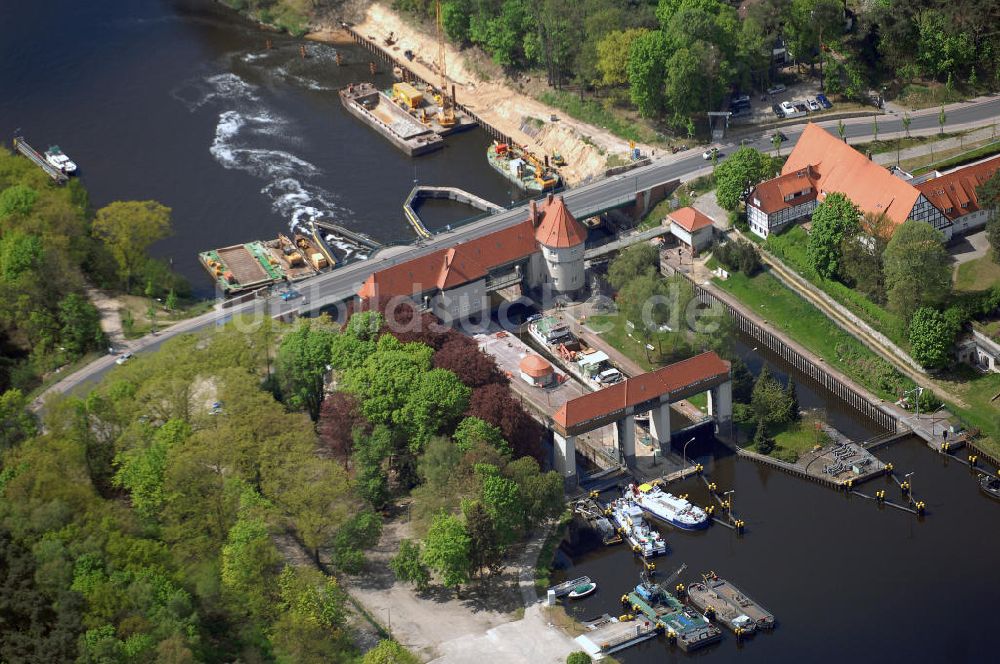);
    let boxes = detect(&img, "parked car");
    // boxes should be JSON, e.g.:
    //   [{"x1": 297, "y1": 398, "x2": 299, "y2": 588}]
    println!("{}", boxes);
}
[
  {"x1": 772, "y1": 103, "x2": 785, "y2": 118},
  {"x1": 767, "y1": 83, "x2": 786, "y2": 95},
  {"x1": 115, "y1": 352, "x2": 134, "y2": 365},
  {"x1": 816, "y1": 93, "x2": 832, "y2": 109},
  {"x1": 781, "y1": 101, "x2": 806, "y2": 118},
  {"x1": 702, "y1": 147, "x2": 720, "y2": 160},
  {"x1": 807, "y1": 99, "x2": 821, "y2": 112},
  {"x1": 733, "y1": 94, "x2": 751, "y2": 105}
]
